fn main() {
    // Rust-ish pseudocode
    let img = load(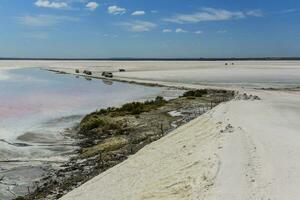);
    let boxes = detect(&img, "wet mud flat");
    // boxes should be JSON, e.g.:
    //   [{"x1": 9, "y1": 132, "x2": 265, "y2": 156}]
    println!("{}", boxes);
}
[
  {"x1": 0, "y1": 115, "x2": 82, "y2": 200},
  {"x1": 16, "y1": 89, "x2": 234, "y2": 200}
]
